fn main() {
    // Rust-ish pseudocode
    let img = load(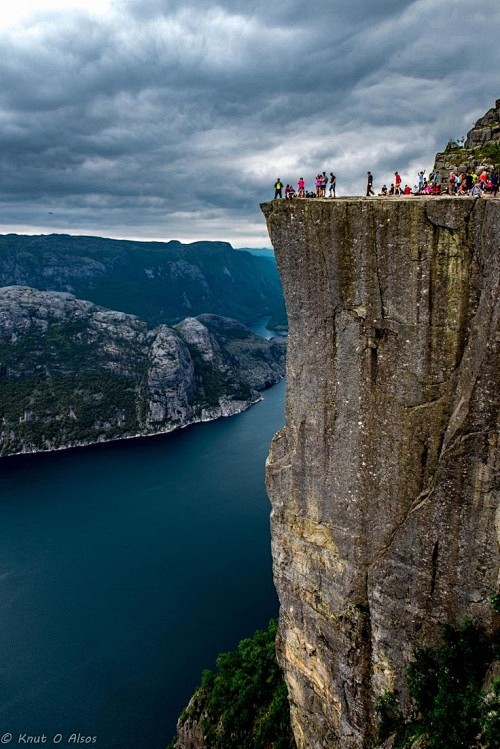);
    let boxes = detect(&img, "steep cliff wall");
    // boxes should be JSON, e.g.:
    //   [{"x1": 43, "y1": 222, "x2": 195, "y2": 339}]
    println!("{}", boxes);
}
[{"x1": 261, "y1": 197, "x2": 500, "y2": 748}]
